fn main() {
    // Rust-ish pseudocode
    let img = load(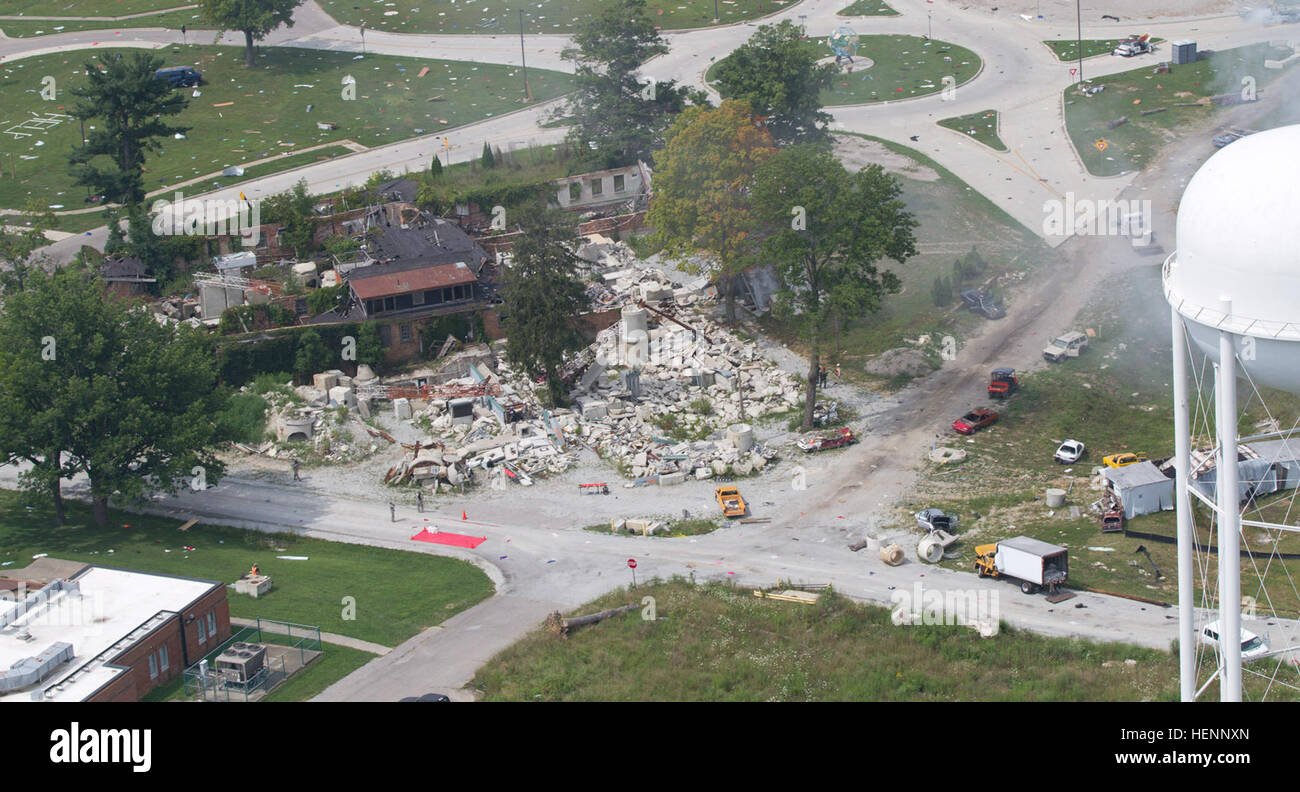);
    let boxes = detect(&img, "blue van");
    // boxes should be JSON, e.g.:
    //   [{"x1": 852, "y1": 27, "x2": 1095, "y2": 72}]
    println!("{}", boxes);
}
[{"x1": 154, "y1": 66, "x2": 202, "y2": 88}]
